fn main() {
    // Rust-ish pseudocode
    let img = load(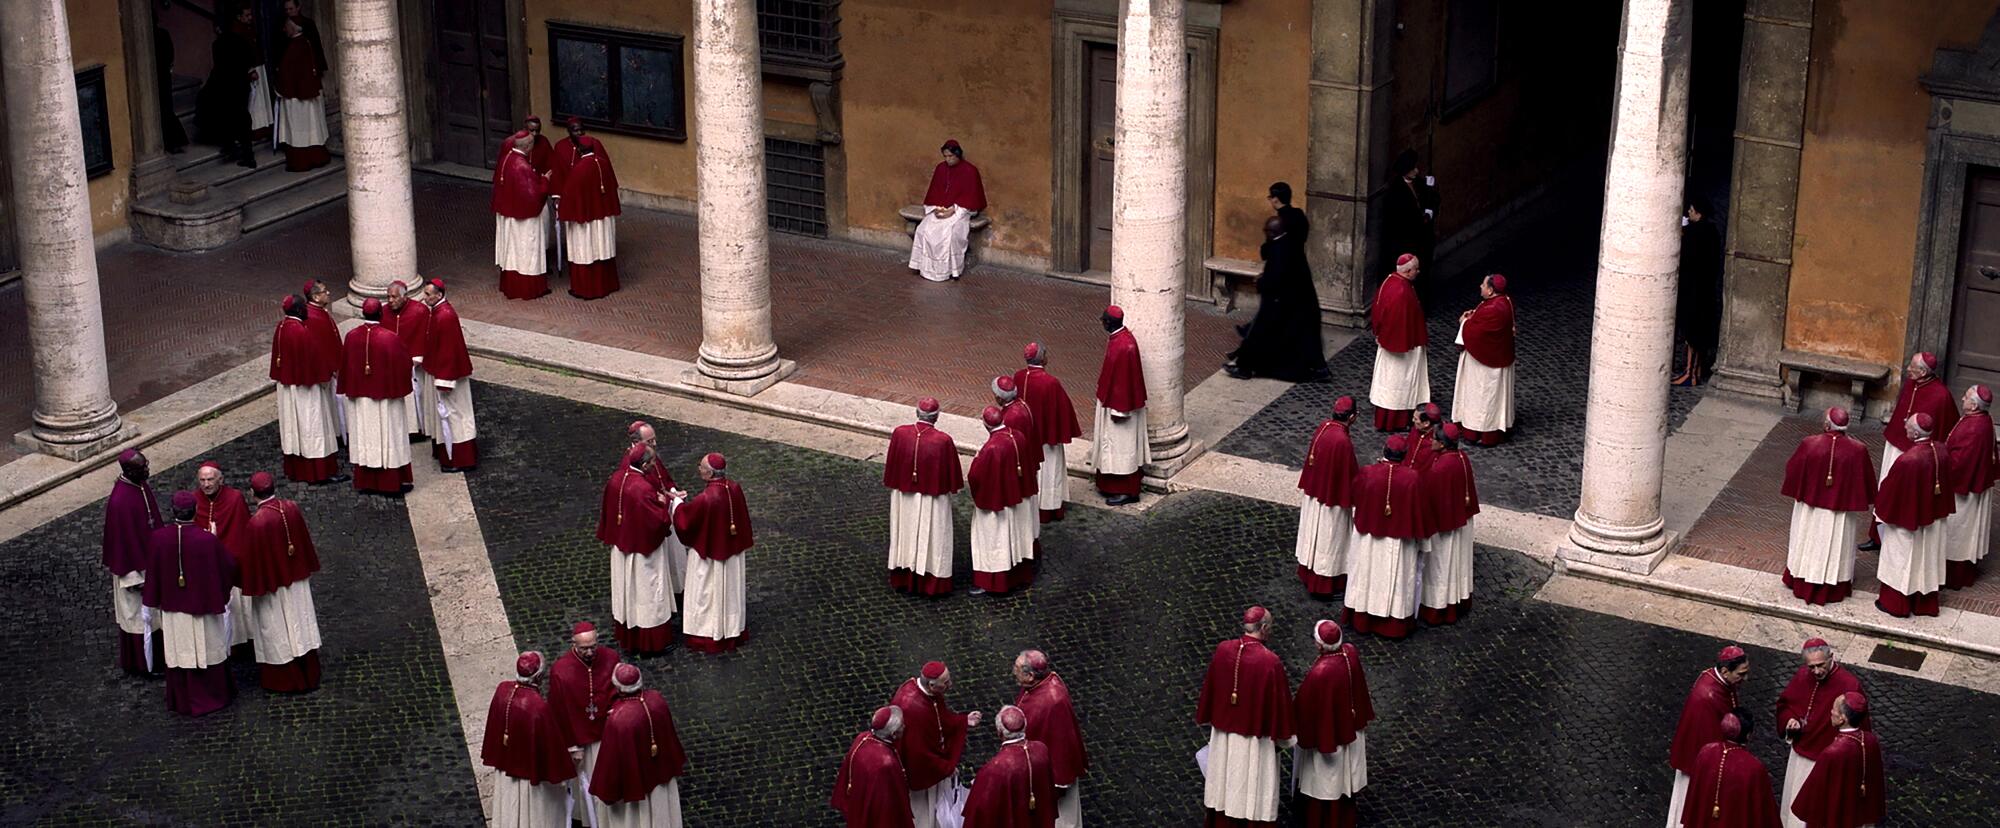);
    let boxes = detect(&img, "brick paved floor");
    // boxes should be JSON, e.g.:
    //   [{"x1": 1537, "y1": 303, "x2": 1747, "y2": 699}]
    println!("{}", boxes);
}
[
  {"x1": 0, "y1": 426, "x2": 481, "y2": 825},
  {"x1": 466, "y1": 381, "x2": 1996, "y2": 826},
  {"x1": 0, "y1": 175, "x2": 1239, "y2": 465},
  {"x1": 1681, "y1": 414, "x2": 2000, "y2": 617},
  {"x1": 1214, "y1": 196, "x2": 1703, "y2": 518}
]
